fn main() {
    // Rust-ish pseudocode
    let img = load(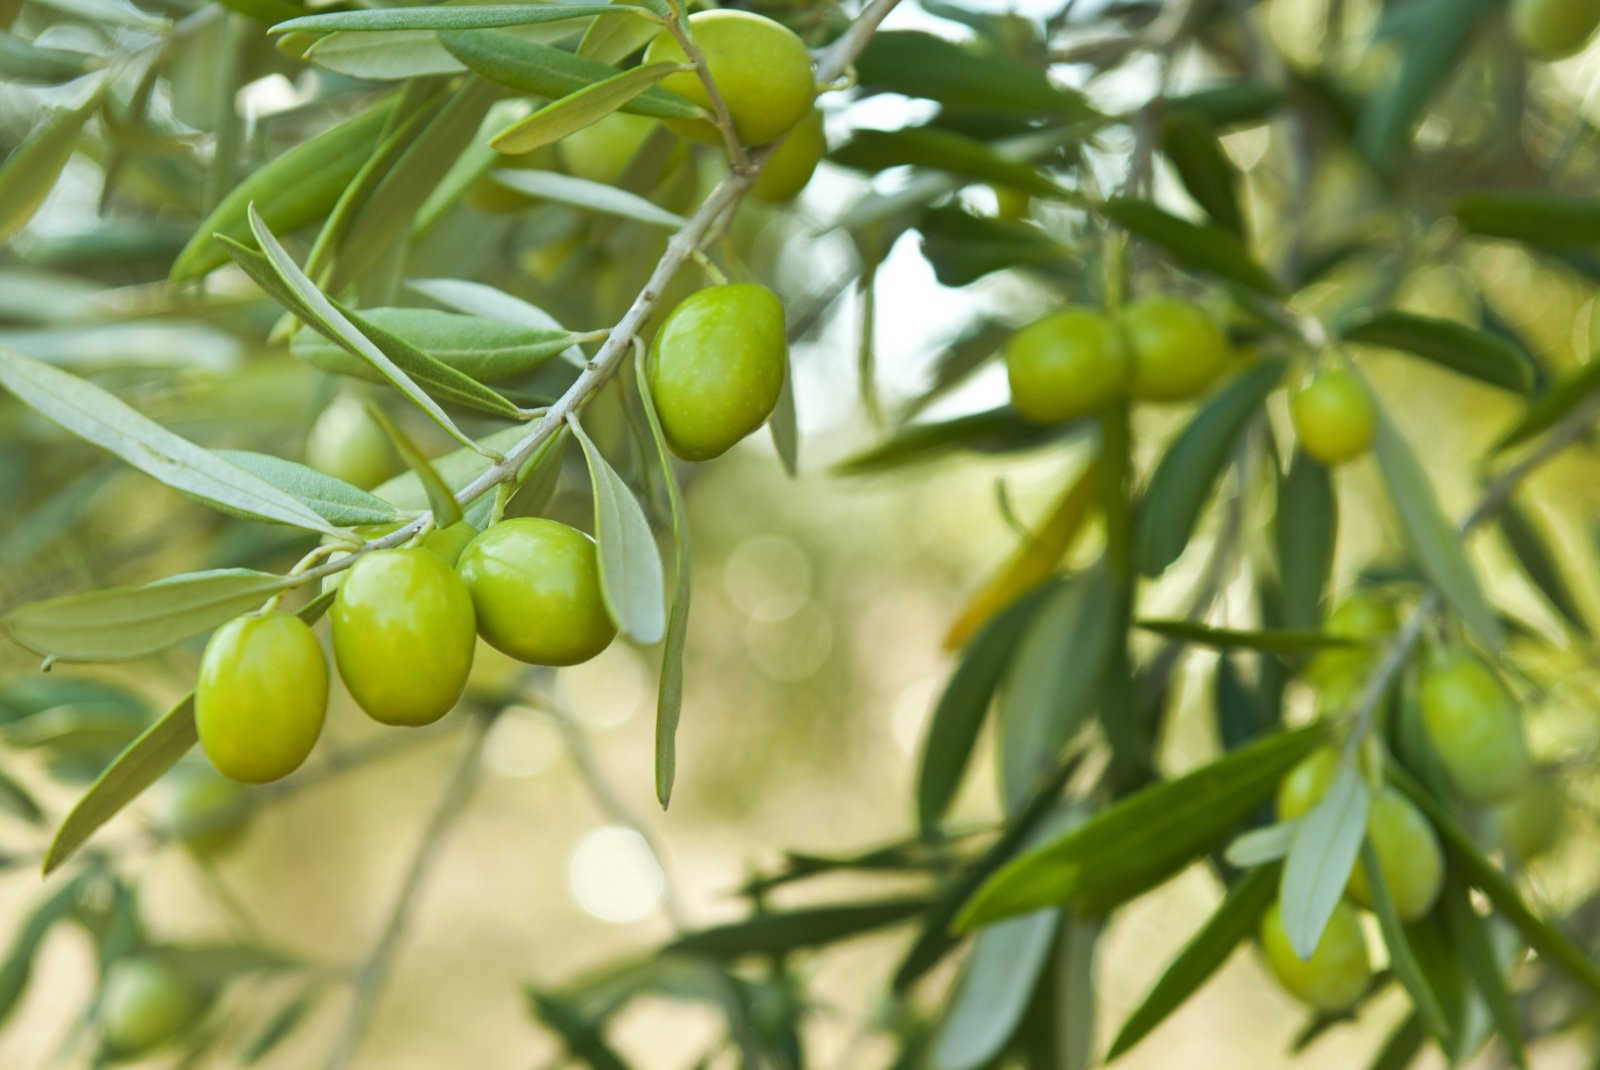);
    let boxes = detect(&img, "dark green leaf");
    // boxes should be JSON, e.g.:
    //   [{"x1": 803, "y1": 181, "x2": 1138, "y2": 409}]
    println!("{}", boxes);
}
[
  {"x1": 1214, "y1": 655, "x2": 1266, "y2": 752},
  {"x1": 1498, "y1": 498, "x2": 1589, "y2": 637},
  {"x1": 831, "y1": 127, "x2": 1074, "y2": 200},
  {"x1": 526, "y1": 988, "x2": 629, "y2": 1070},
  {"x1": 833, "y1": 407, "x2": 1079, "y2": 475},
  {"x1": 1135, "y1": 620, "x2": 1358, "y2": 654},
  {"x1": 1455, "y1": 190, "x2": 1600, "y2": 250},
  {"x1": 1340, "y1": 310, "x2": 1533, "y2": 393},
  {"x1": 439, "y1": 29, "x2": 701, "y2": 119},
  {"x1": 932, "y1": 909, "x2": 1059, "y2": 1070},
  {"x1": 0, "y1": 768, "x2": 41, "y2": 824},
  {"x1": 1134, "y1": 359, "x2": 1285, "y2": 576},
  {"x1": 1276, "y1": 449, "x2": 1336, "y2": 633},
  {"x1": 214, "y1": 451, "x2": 399, "y2": 527},
  {"x1": 855, "y1": 31, "x2": 1097, "y2": 119},
  {"x1": 1160, "y1": 110, "x2": 1244, "y2": 237},
  {"x1": 1166, "y1": 81, "x2": 1284, "y2": 129},
  {"x1": 274, "y1": 4, "x2": 649, "y2": 34},
  {"x1": 1280, "y1": 762, "x2": 1368, "y2": 959},
  {"x1": 666, "y1": 897, "x2": 931, "y2": 959},
  {"x1": 1492, "y1": 357, "x2": 1600, "y2": 453},
  {"x1": 956, "y1": 724, "x2": 1330, "y2": 927},
  {"x1": 1100, "y1": 199, "x2": 1281, "y2": 296},
  {"x1": 0, "y1": 874, "x2": 85, "y2": 1026},
  {"x1": 242, "y1": 984, "x2": 320, "y2": 1064},
  {"x1": 1441, "y1": 881, "x2": 1525, "y2": 1067},
  {"x1": 1368, "y1": 1013, "x2": 1424, "y2": 1070},
  {"x1": 917, "y1": 206, "x2": 1075, "y2": 287},
  {"x1": 1362, "y1": 841, "x2": 1452, "y2": 1046}
]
